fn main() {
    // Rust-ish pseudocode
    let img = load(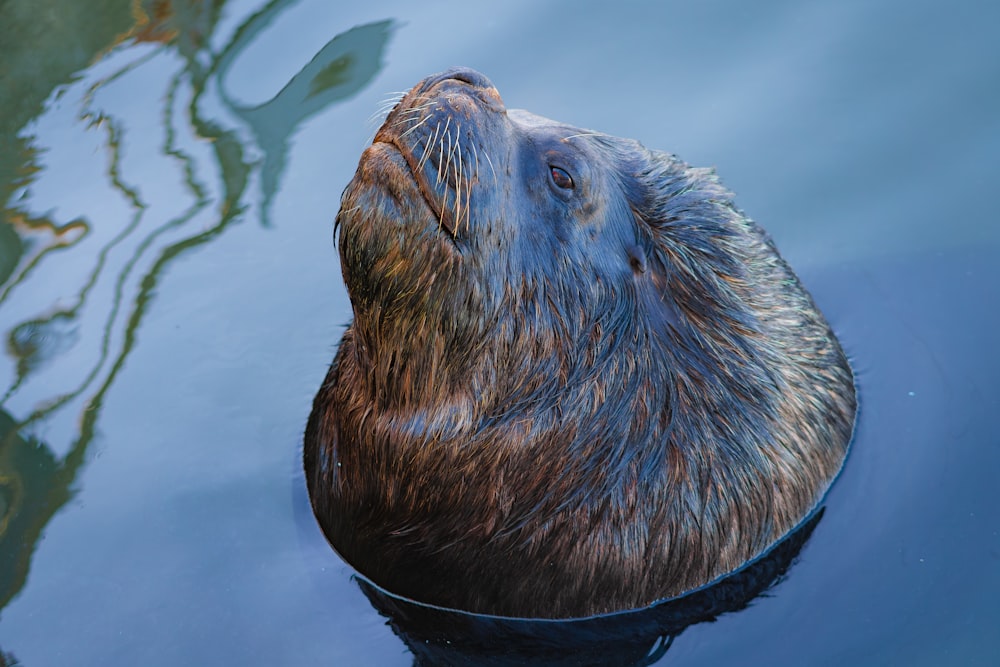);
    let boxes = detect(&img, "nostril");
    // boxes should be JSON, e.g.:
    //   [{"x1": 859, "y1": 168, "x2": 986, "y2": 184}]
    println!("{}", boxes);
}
[
  {"x1": 423, "y1": 66, "x2": 496, "y2": 92},
  {"x1": 445, "y1": 67, "x2": 495, "y2": 90}
]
